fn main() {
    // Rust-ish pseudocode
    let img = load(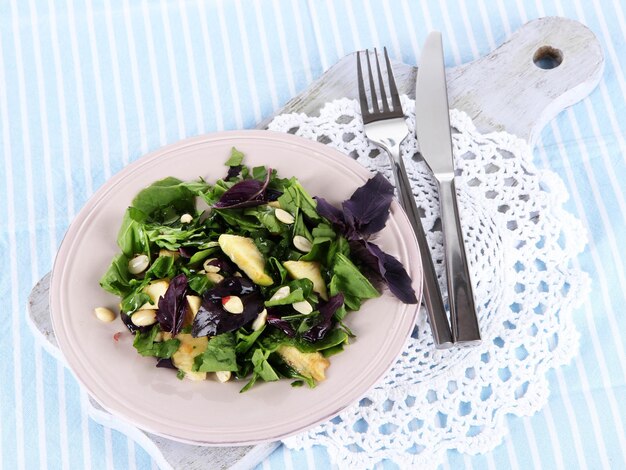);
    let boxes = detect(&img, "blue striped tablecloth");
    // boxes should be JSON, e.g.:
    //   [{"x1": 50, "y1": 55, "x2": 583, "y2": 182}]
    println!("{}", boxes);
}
[{"x1": 1, "y1": 1, "x2": 624, "y2": 468}]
